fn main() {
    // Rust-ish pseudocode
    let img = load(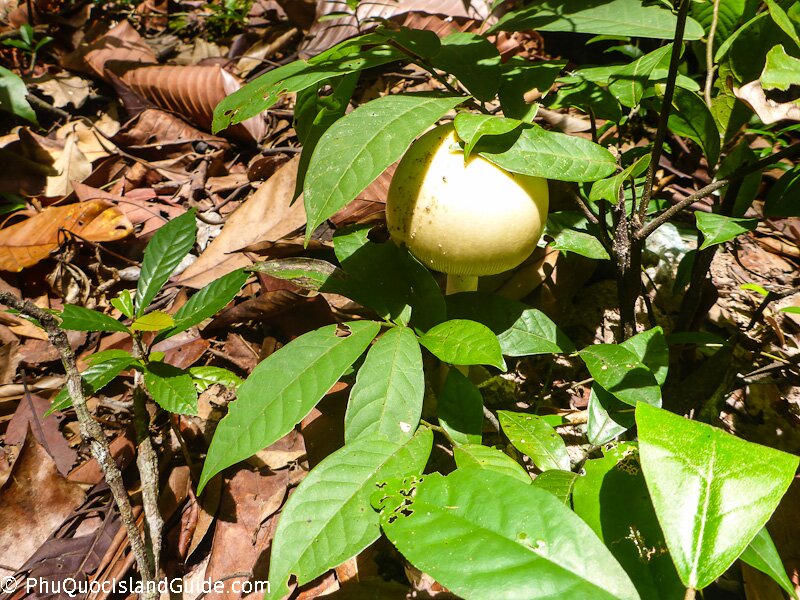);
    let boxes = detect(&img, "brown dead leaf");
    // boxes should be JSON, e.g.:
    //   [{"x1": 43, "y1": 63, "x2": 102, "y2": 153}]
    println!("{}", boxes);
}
[
  {"x1": 0, "y1": 432, "x2": 86, "y2": 577},
  {"x1": 33, "y1": 72, "x2": 92, "y2": 109},
  {"x1": 119, "y1": 64, "x2": 267, "y2": 143},
  {"x1": 63, "y1": 20, "x2": 157, "y2": 80},
  {"x1": 0, "y1": 340, "x2": 20, "y2": 384},
  {"x1": 177, "y1": 157, "x2": 306, "y2": 288},
  {"x1": 248, "y1": 429, "x2": 306, "y2": 470},
  {"x1": 45, "y1": 131, "x2": 93, "y2": 197},
  {"x1": 113, "y1": 108, "x2": 229, "y2": 158},
  {"x1": 0, "y1": 200, "x2": 133, "y2": 272},
  {"x1": 68, "y1": 432, "x2": 136, "y2": 484},
  {"x1": 734, "y1": 80, "x2": 800, "y2": 124}
]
